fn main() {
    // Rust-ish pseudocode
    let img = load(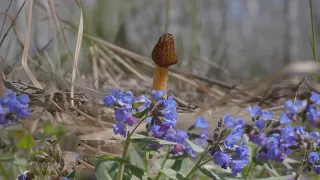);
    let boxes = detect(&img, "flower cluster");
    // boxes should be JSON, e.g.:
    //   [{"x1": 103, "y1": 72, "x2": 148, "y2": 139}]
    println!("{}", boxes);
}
[
  {"x1": 103, "y1": 89, "x2": 210, "y2": 159},
  {"x1": 103, "y1": 89, "x2": 152, "y2": 137},
  {"x1": 308, "y1": 152, "x2": 320, "y2": 174},
  {"x1": 246, "y1": 92, "x2": 320, "y2": 175},
  {"x1": 211, "y1": 114, "x2": 249, "y2": 177},
  {"x1": 0, "y1": 89, "x2": 30, "y2": 126}
]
